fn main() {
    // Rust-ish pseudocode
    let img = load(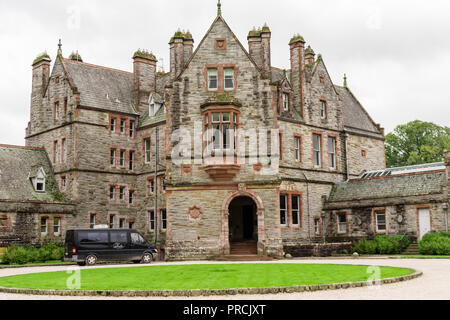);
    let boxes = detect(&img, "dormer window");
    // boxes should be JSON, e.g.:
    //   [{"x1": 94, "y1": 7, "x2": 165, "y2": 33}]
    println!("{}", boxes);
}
[
  {"x1": 283, "y1": 93, "x2": 289, "y2": 111},
  {"x1": 32, "y1": 167, "x2": 46, "y2": 193},
  {"x1": 149, "y1": 94, "x2": 164, "y2": 118}
]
